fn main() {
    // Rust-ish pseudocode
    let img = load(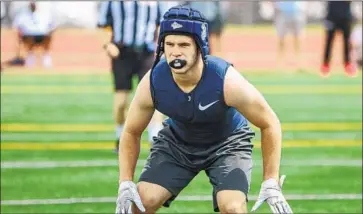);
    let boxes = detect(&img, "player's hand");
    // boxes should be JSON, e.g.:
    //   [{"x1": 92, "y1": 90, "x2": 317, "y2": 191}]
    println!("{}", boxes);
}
[
  {"x1": 104, "y1": 42, "x2": 120, "y2": 58},
  {"x1": 251, "y1": 175, "x2": 293, "y2": 214},
  {"x1": 115, "y1": 181, "x2": 145, "y2": 214}
]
